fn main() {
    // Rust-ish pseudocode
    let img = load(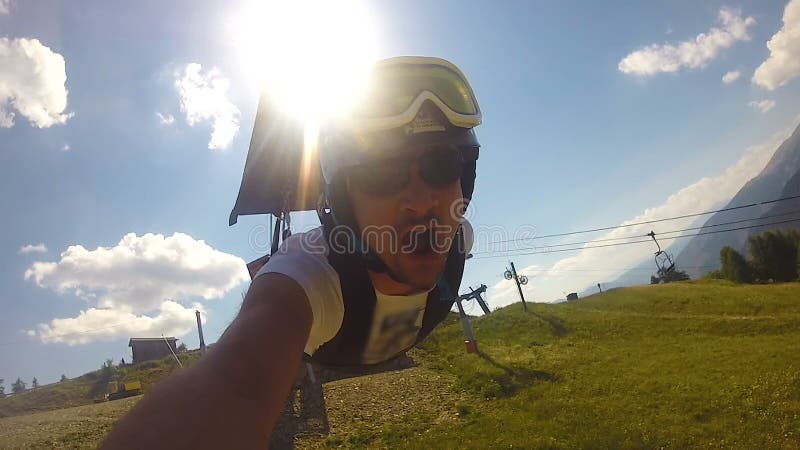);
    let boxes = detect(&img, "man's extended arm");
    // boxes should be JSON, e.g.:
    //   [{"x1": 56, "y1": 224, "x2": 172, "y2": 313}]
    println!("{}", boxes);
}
[{"x1": 101, "y1": 273, "x2": 312, "y2": 449}]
